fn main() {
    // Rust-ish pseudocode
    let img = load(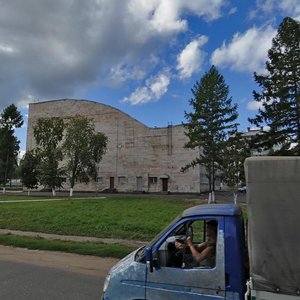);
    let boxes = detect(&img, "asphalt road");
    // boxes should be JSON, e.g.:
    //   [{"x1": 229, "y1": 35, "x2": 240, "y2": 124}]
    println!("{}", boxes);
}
[
  {"x1": 0, "y1": 260, "x2": 103, "y2": 300},
  {"x1": 0, "y1": 246, "x2": 119, "y2": 300}
]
